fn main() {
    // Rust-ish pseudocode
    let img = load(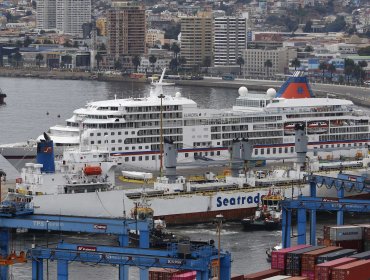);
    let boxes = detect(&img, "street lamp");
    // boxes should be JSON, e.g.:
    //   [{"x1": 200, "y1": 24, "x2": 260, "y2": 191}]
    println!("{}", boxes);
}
[{"x1": 215, "y1": 214, "x2": 224, "y2": 280}]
